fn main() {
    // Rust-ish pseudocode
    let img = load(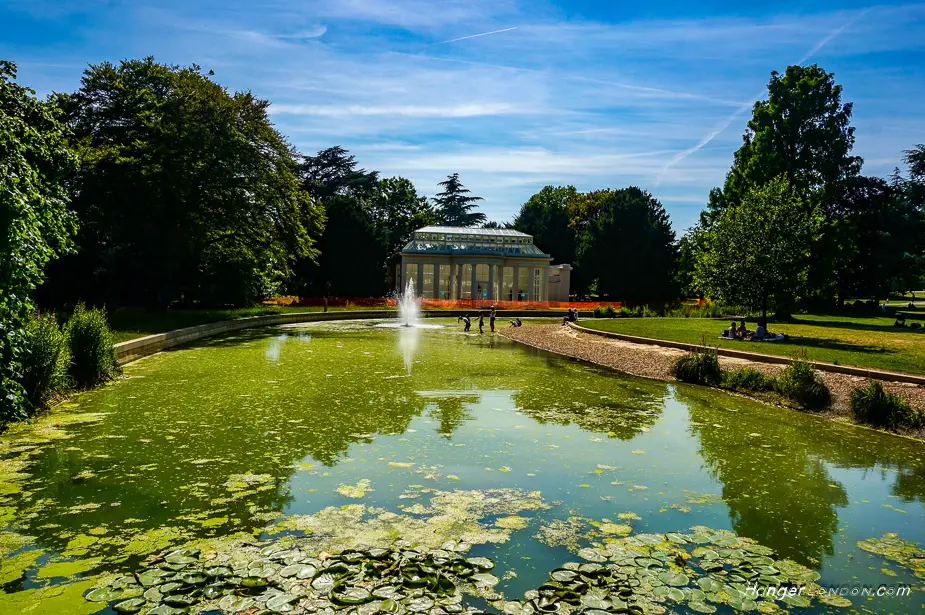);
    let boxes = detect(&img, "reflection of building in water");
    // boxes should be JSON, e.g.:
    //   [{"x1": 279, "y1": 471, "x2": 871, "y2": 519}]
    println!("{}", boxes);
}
[{"x1": 397, "y1": 226, "x2": 571, "y2": 301}]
